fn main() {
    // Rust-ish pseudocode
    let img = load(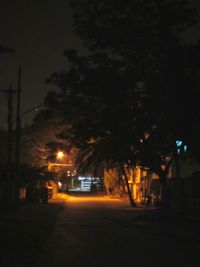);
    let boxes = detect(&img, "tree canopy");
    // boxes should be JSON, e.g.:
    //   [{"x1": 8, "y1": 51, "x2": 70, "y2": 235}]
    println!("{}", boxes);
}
[
  {"x1": 45, "y1": 0, "x2": 200, "y2": 205},
  {"x1": 0, "y1": 45, "x2": 14, "y2": 55}
]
